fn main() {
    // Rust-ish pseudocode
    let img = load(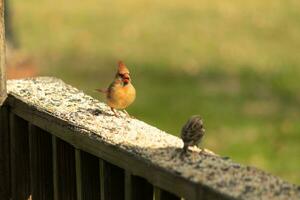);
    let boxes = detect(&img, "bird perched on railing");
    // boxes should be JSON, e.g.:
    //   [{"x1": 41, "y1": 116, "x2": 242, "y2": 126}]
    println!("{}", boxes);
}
[
  {"x1": 96, "y1": 61, "x2": 136, "y2": 117},
  {"x1": 181, "y1": 115, "x2": 205, "y2": 155}
]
